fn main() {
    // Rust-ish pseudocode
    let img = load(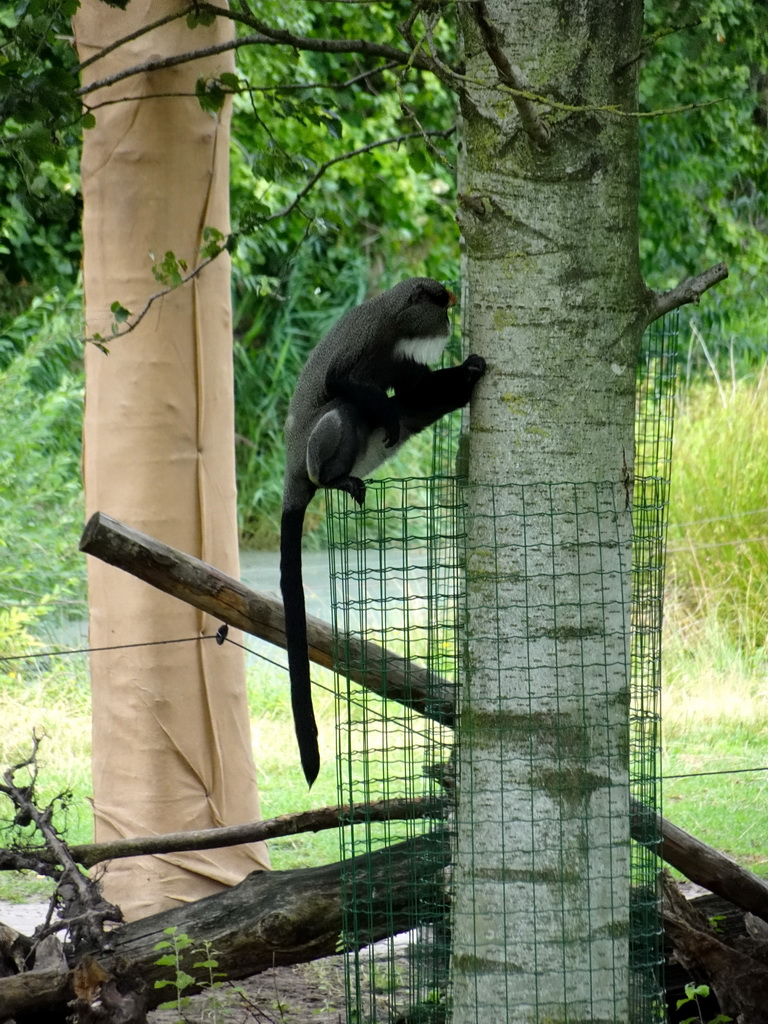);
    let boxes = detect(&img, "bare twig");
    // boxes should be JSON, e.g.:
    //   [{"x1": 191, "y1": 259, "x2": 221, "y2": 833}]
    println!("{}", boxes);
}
[
  {"x1": 88, "y1": 126, "x2": 452, "y2": 346},
  {"x1": 77, "y1": 32, "x2": 270, "y2": 96},
  {"x1": 470, "y1": 1, "x2": 550, "y2": 148},
  {"x1": 646, "y1": 261, "x2": 729, "y2": 325},
  {"x1": 77, "y1": 3, "x2": 451, "y2": 98}
]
